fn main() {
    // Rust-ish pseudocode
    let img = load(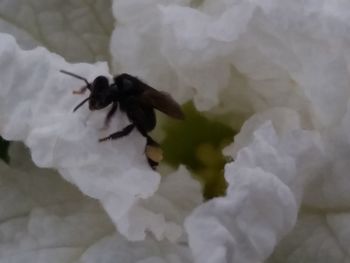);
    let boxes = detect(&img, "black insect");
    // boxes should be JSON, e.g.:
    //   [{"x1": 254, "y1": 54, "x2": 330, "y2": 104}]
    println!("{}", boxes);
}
[{"x1": 60, "y1": 70, "x2": 184, "y2": 169}]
